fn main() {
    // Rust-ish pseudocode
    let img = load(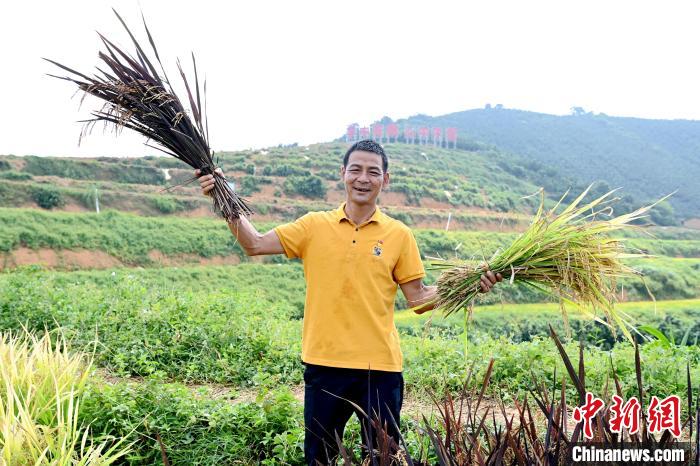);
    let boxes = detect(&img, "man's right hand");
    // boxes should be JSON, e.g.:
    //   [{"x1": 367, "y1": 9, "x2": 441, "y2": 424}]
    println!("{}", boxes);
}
[
  {"x1": 195, "y1": 168, "x2": 224, "y2": 197},
  {"x1": 194, "y1": 167, "x2": 285, "y2": 256}
]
